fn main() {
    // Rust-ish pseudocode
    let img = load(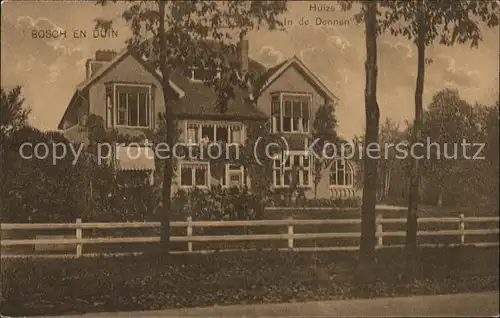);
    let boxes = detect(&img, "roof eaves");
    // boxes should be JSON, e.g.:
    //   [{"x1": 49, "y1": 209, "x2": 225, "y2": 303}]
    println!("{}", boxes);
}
[
  {"x1": 57, "y1": 91, "x2": 80, "y2": 130},
  {"x1": 75, "y1": 49, "x2": 185, "y2": 98},
  {"x1": 252, "y1": 58, "x2": 292, "y2": 97},
  {"x1": 255, "y1": 56, "x2": 339, "y2": 103},
  {"x1": 292, "y1": 55, "x2": 339, "y2": 102},
  {"x1": 75, "y1": 49, "x2": 128, "y2": 91}
]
